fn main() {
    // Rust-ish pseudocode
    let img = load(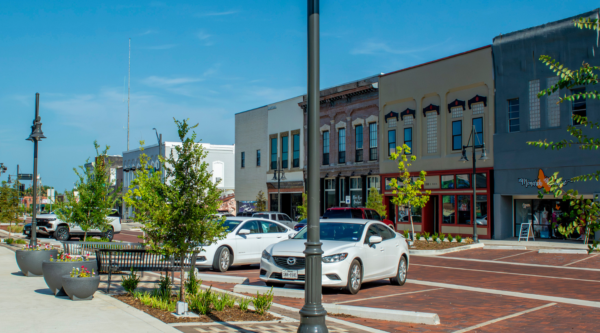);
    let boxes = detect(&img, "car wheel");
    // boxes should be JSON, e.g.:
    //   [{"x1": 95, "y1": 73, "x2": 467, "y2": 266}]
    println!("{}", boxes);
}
[
  {"x1": 213, "y1": 246, "x2": 231, "y2": 272},
  {"x1": 54, "y1": 226, "x2": 70, "y2": 241},
  {"x1": 390, "y1": 256, "x2": 408, "y2": 286},
  {"x1": 102, "y1": 228, "x2": 114, "y2": 242},
  {"x1": 344, "y1": 260, "x2": 362, "y2": 294},
  {"x1": 265, "y1": 282, "x2": 285, "y2": 288}
]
